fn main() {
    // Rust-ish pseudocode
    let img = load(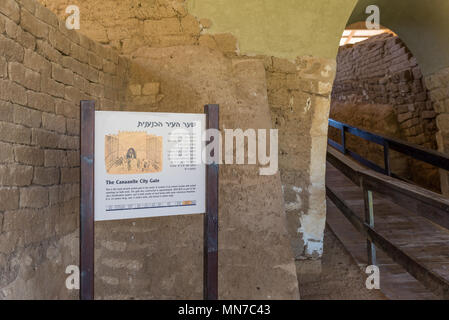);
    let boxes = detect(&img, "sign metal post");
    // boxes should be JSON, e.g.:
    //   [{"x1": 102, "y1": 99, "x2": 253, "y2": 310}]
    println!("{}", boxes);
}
[
  {"x1": 80, "y1": 100, "x2": 95, "y2": 300},
  {"x1": 204, "y1": 104, "x2": 219, "y2": 300}
]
